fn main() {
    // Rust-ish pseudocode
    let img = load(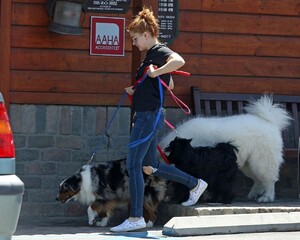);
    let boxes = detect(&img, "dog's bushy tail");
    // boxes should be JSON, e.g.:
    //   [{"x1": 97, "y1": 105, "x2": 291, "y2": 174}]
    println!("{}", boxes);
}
[{"x1": 244, "y1": 95, "x2": 291, "y2": 130}]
